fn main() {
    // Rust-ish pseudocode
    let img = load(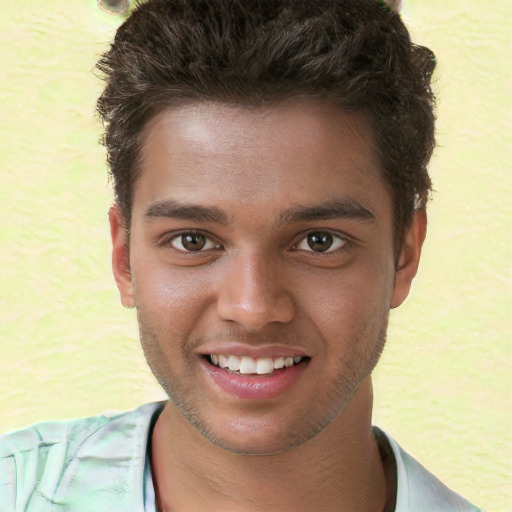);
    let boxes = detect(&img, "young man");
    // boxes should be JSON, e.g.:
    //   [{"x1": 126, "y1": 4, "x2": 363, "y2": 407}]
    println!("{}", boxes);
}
[{"x1": 0, "y1": 1, "x2": 482, "y2": 510}]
